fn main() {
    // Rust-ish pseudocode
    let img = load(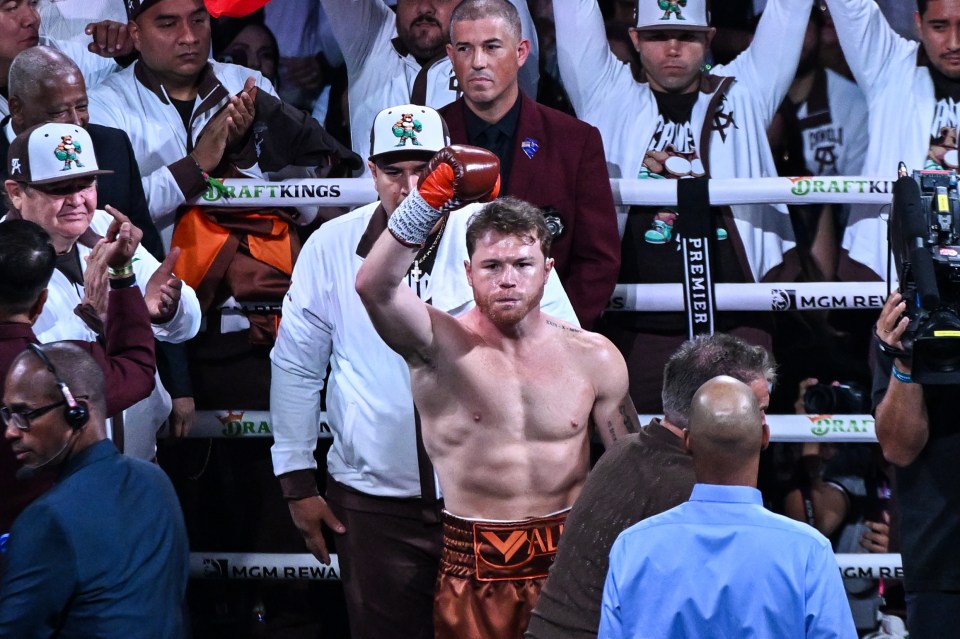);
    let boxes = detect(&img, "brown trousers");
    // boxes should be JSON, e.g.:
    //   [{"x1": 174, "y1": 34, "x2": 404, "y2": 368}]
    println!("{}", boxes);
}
[
  {"x1": 435, "y1": 510, "x2": 569, "y2": 639},
  {"x1": 325, "y1": 478, "x2": 443, "y2": 639}
]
